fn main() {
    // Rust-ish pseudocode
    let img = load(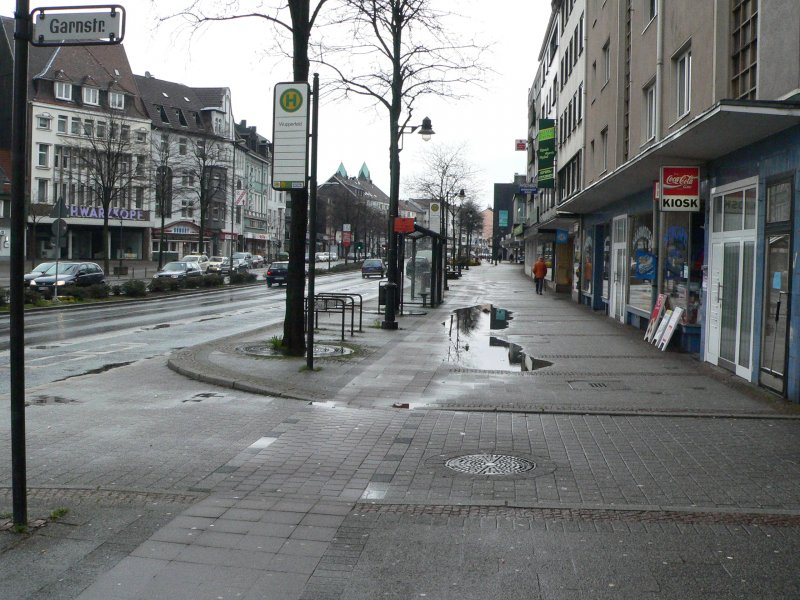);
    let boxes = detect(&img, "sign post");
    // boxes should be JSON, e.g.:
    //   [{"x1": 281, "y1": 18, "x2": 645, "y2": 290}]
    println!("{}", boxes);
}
[
  {"x1": 272, "y1": 82, "x2": 310, "y2": 191},
  {"x1": 10, "y1": 1, "x2": 126, "y2": 529}
]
